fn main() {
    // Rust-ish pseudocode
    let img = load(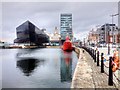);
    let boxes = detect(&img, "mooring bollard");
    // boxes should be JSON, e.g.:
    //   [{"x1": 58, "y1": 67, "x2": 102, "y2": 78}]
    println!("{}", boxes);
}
[
  {"x1": 94, "y1": 50, "x2": 96, "y2": 62},
  {"x1": 108, "y1": 57, "x2": 113, "y2": 86},
  {"x1": 91, "y1": 49, "x2": 93, "y2": 57},
  {"x1": 93, "y1": 49, "x2": 94, "y2": 59},
  {"x1": 90, "y1": 48, "x2": 92, "y2": 54},
  {"x1": 90, "y1": 48, "x2": 92, "y2": 56},
  {"x1": 97, "y1": 51, "x2": 99, "y2": 66},
  {"x1": 101, "y1": 53, "x2": 104, "y2": 73}
]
